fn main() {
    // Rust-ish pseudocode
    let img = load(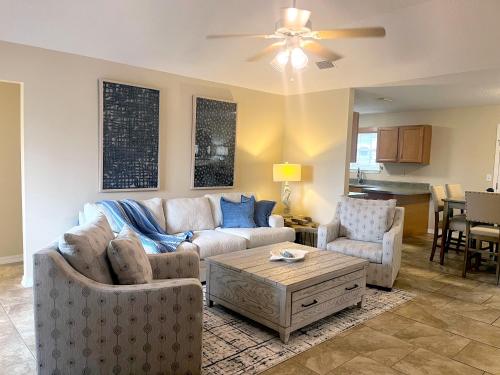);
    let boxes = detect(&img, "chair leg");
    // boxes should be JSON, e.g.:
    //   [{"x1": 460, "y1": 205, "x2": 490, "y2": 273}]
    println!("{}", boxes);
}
[
  {"x1": 457, "y1": 231, "x2": 463, "y2": 253},
  {"x1": 462, "y1": 226, "x2": 470, "y2": 278},
  {"x1": 497, "y1": 237, "x2": 500, "y2": 286},
  {"x1": 496, "y1": 253, "x2": 500, "y2": 286},
  {"x1": 430, "y1": 212, "x2": 439, "y2": 261},
  {"x1": 446, "y1": 230, "x2": 451, "y2": 253}
]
